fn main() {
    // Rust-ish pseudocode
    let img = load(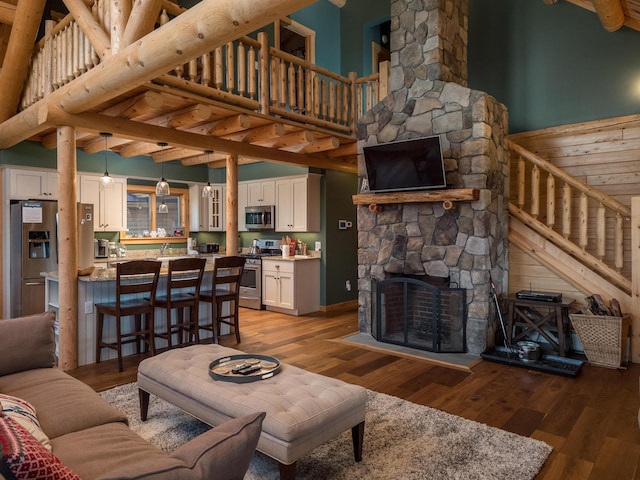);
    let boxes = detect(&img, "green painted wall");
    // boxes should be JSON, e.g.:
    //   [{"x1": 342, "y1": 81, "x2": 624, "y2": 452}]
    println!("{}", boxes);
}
[{"x1": 468, "y1": 0, "x2": 640, "y2": 133}]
